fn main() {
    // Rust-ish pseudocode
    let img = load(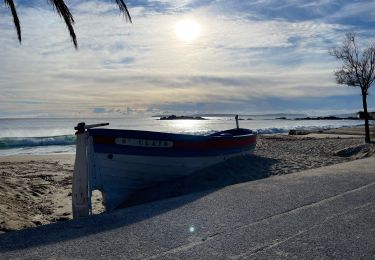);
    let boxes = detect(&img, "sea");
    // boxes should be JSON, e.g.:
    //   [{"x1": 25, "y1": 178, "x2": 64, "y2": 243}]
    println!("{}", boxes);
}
[{"x1": 0, "y1": 115, "x2": 365, "y2": 157}]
